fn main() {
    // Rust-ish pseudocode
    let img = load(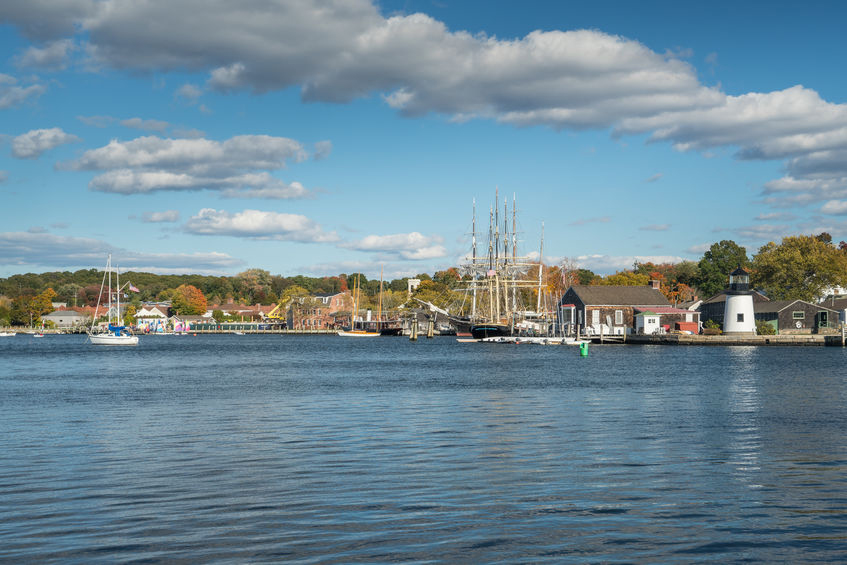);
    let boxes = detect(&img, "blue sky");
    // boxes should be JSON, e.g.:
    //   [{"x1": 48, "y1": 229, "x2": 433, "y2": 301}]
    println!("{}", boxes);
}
[{"x1": 2, "y1": 0, "x2": 847, "y2": 279}]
